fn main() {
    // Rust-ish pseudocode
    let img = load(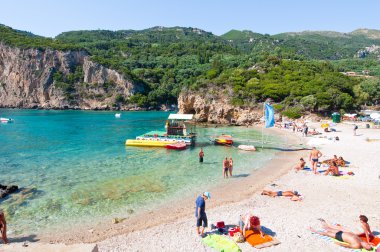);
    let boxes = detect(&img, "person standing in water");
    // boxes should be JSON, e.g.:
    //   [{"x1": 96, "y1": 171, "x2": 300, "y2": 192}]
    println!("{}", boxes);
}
[
  {"x1": 229, "y1": 157, "x2": 233, "y2": 177},
  {"x1": 309, "y1": 147, "x2": 322, "y2": 174},
  {"x1": 199, "y1": 148, "x2": 204, "y2": 163},
  {"x1": 223, "y1": 157, "x2": 229, "y2": 178}
]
